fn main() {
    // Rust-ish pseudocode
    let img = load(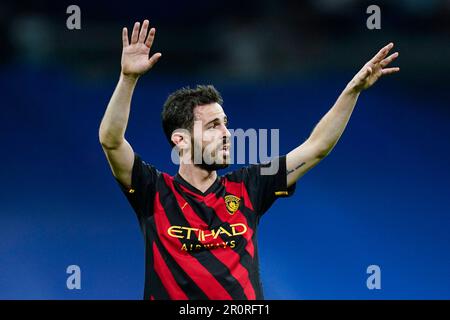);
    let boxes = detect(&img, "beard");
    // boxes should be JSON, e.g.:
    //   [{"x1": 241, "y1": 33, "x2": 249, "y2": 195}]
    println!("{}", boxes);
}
[
  {"x1": 192, "y1": 139, "x2": 230, "y2": 172},
  {"x1": 196, "y1": 161, "x2": 229, "y2": 171}
]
